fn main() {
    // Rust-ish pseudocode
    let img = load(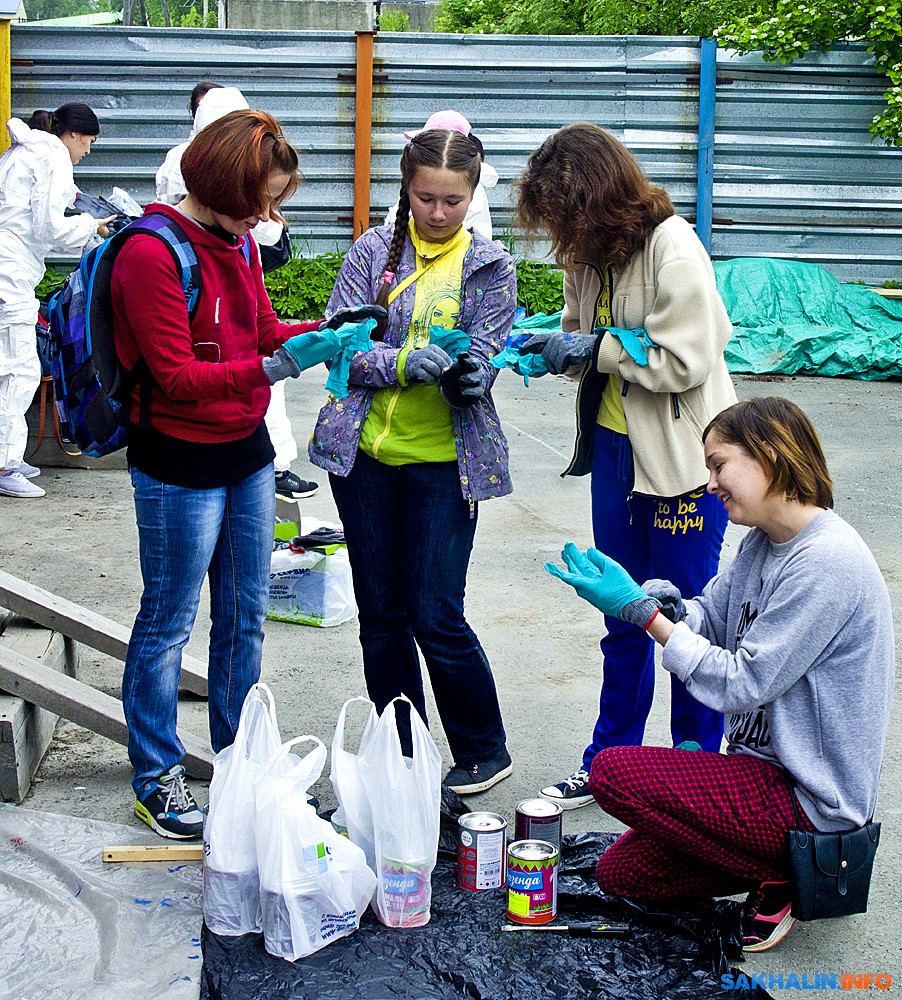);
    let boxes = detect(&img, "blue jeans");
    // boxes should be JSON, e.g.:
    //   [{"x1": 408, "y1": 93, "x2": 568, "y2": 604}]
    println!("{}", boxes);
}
[
  {"x1": 123, "y1": 463, "x2": 275, "y2": 792},
  {"x1": 584, "y1": 425, "x2": 728, "y2": 768},
  {"x1": 330, "y1": 451, "x2": 506, "y2": 766}
]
